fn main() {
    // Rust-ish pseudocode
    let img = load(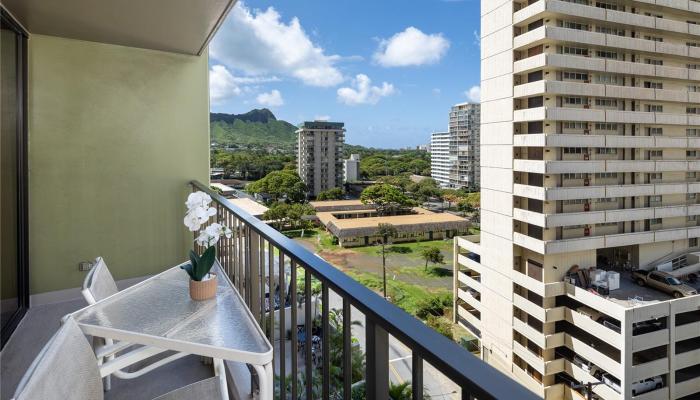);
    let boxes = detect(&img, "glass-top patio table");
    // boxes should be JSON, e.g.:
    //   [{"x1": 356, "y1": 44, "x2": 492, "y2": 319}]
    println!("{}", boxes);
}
[{"x1": 72, "y1": 261, "x2": 273, "y2": 399}]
